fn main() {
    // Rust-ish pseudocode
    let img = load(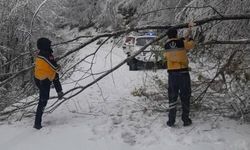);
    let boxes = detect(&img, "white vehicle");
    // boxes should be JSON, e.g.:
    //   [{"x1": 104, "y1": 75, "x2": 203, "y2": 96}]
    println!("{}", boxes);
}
[{"x1": 122, "y1": 34, "x2": 166, "y2": 70}]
